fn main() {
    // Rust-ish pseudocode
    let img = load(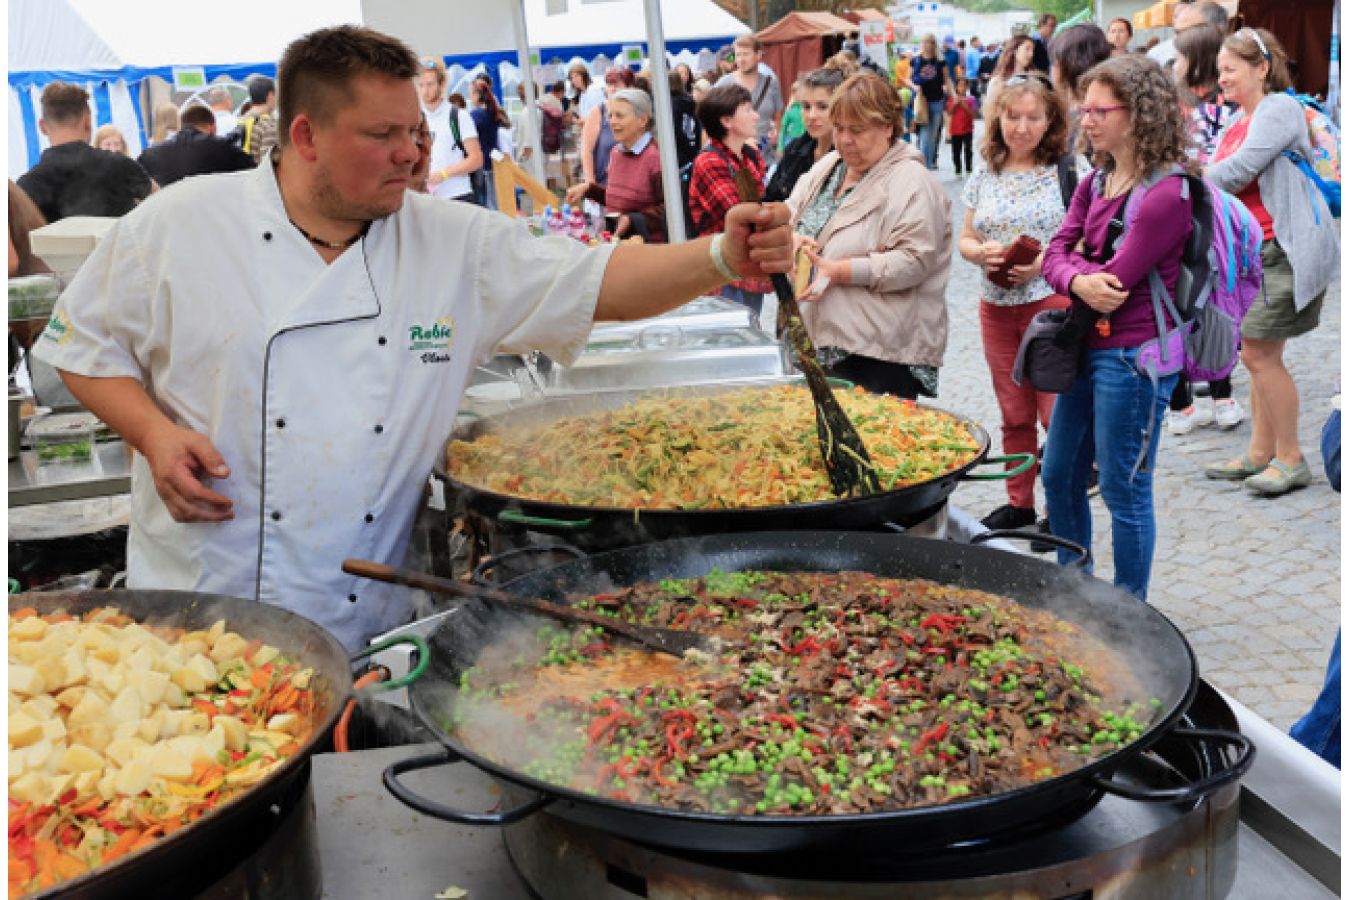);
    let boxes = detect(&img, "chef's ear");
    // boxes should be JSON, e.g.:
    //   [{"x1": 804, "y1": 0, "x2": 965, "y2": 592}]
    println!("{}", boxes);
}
[{"x1": 288, "y1": 114, "x2": 321, "y2": 163}]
